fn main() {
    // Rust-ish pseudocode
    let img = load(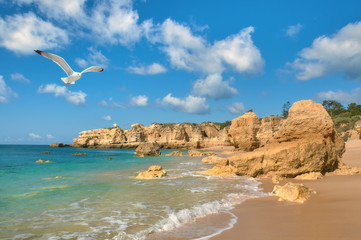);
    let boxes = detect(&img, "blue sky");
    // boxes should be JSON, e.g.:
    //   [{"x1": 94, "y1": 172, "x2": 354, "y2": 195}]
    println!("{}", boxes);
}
[{"x1": 1, "y1": 0, "x2": 361, "y2": 144}]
